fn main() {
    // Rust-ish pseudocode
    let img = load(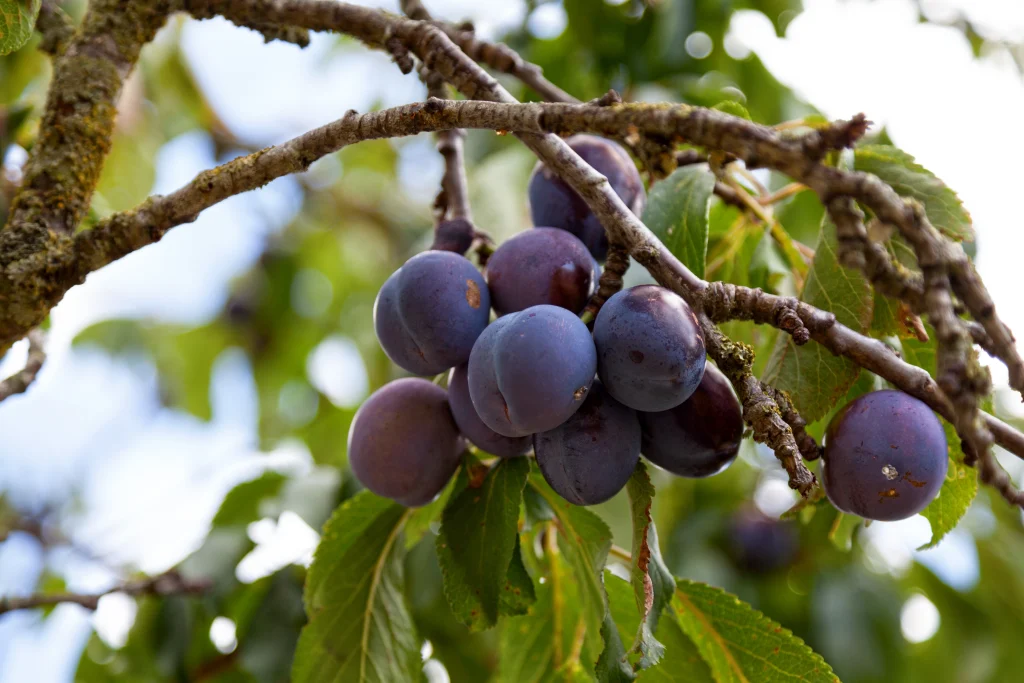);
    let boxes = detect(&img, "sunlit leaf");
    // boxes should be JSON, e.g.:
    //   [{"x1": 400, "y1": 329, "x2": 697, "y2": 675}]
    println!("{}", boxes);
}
[
  {"x1": 763, "y1": 214, "x2": 873, "y2": 422},
  {"x1": 854, "y1": 144, "x2": 972, "y2": 241},
  {"x1": 292, "y1": 492, "x2": 418, "y2": 683}
]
